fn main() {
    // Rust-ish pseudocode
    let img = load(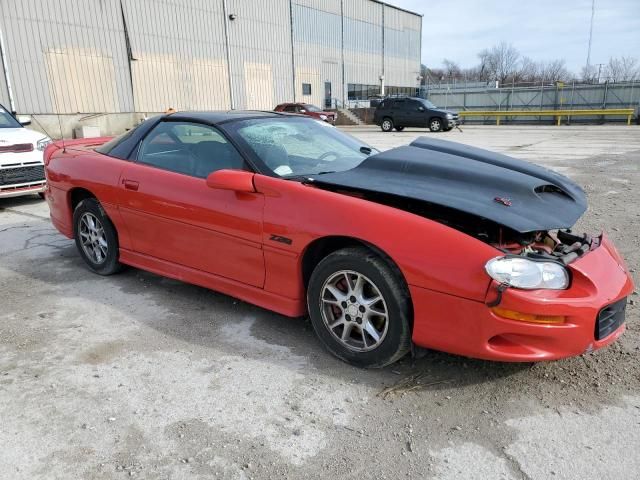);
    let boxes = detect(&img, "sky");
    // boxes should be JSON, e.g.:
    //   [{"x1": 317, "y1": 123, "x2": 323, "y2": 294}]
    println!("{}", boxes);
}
[{"x1": 388, "y1": 0, "x2": 640, "y2": 74}]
